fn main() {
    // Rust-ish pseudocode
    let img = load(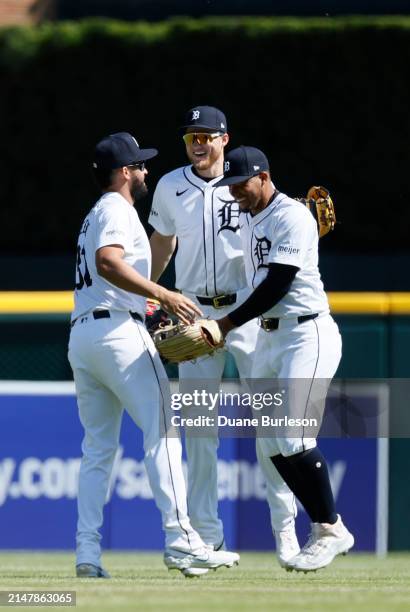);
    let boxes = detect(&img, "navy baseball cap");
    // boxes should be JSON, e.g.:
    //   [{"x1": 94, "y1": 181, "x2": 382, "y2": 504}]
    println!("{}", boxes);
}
[
  {"x1": 180, "y1": 106, "x2": 227, "y2": 133},
  {"x1": 216, "y1": 146, "x2": 270, "y2": 186},
  {"x1": 93, "y1": 132, "x2": 158, "y2": 170}
]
